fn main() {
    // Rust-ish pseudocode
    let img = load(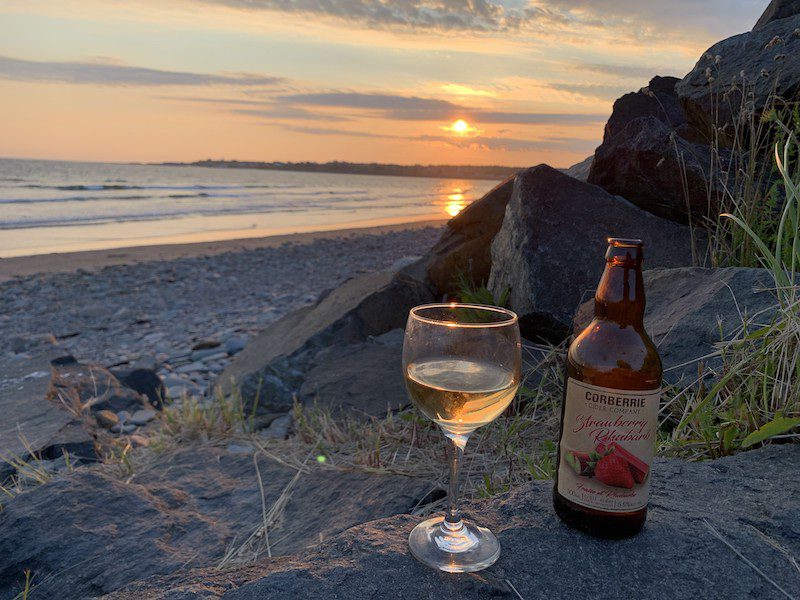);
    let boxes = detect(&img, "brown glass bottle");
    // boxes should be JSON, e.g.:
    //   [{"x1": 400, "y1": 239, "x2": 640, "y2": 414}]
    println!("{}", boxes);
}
[{"x1": 553, "y1": 238, "x2": 662, "y2": 538}]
